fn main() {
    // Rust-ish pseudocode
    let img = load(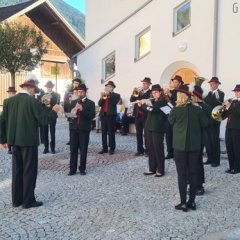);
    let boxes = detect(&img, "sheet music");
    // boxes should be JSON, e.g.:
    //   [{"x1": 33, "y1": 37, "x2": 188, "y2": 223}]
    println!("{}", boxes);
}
[{"x1": 160, "y1": 105, "x2": 172, "y2": 115}]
